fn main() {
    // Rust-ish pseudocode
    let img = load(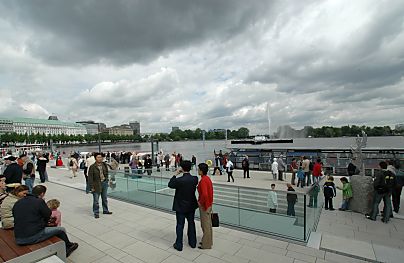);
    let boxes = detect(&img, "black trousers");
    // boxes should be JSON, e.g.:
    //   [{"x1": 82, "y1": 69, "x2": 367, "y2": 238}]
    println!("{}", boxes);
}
[
  {"x1": 212, "y1": 167, "x2": 222, "y2": 175},
  {"x1": 392, "y1": 185, "x2": 403, "y2": 213},
  {"x1": 278, "y1": 170, "x2": 283, "y2": 181},
  {"x1": 324, "y1": 196, "x2": 334, "y2": 209},
  {"x1": 243, "y1": 169, "x2": 249, "y2": 178},
  {"x1": 38, "y1": 169, "x2": 46, "y2": 183},
  {"x1": 227, "y1": 172, "x2": 234, "y2": 182}
]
